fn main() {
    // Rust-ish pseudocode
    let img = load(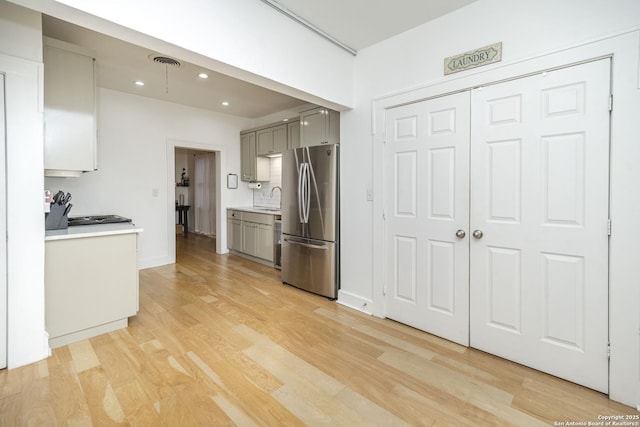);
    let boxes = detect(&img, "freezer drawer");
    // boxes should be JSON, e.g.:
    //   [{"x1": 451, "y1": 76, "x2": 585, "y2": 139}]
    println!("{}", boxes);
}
[{"x1": 282, "y1": 235, "x2": 336, "y2": 299}]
